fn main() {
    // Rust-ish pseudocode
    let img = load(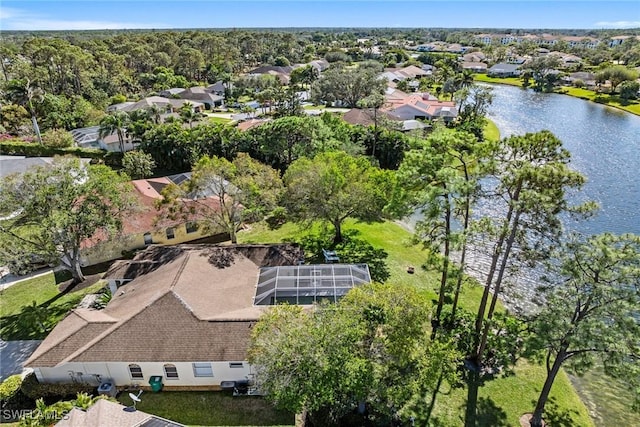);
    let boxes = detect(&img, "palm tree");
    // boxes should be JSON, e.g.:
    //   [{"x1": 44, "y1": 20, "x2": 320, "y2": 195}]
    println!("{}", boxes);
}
[
  {"x1": 99, "y1": 111, "x2": 130, "y2": 153},
  {"x1": 147, "y1": 104, "x2": 163, "y2": 125},
  {"x1": 4, "y1": 78, "x2": 44, "y2": 143},
  {"x1": 179, "y1": 102, "x2": 201, "y2": 128}
]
